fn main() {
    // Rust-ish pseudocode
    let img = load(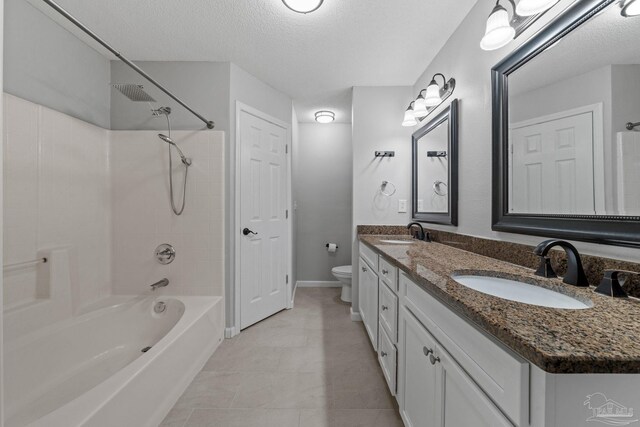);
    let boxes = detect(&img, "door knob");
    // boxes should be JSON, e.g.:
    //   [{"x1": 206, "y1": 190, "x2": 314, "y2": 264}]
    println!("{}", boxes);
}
[
  {"x1": 423, "y1": 347, "x2": 433, "y2": 356},
  {"x1": 381, "y1": 351, "x2": 388, "y2": 357},
  {"x1": 429, "y1": 354, "x2": 441, "y2": 365},
  {"x1": 242, "y1": 228, "x2": 258, "y2": 236}
]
